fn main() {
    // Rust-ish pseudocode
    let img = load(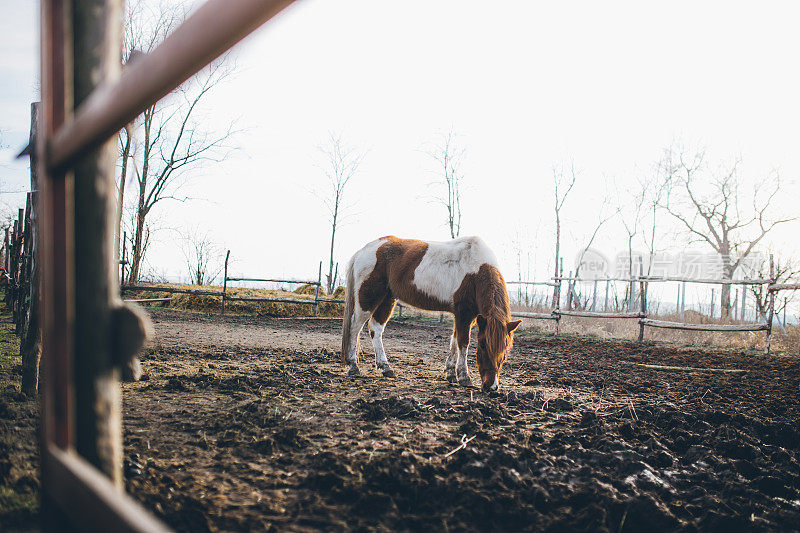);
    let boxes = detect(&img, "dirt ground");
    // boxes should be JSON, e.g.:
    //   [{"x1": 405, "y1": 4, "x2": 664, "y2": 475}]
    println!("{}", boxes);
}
[
  {"x1": 2, "y1": 306, "x2": 800, "y2": 531},
  {"x1": 113, "y1": 309, "x2": 800, "y2": 532}
]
